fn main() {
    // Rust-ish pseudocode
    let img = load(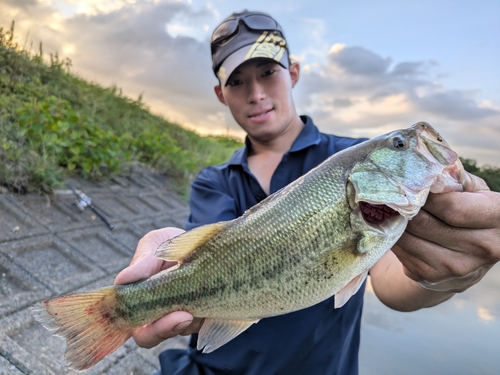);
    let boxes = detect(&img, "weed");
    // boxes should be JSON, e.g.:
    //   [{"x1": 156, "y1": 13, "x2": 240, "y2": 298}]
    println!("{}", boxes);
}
[{"x1": 0, "y1": 21, "x2": 242, "y2": 195}]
